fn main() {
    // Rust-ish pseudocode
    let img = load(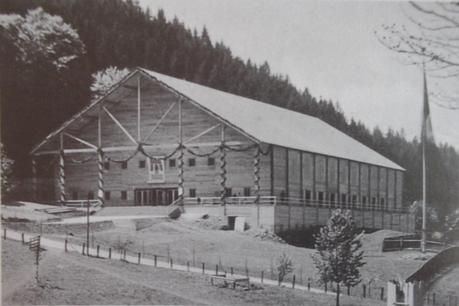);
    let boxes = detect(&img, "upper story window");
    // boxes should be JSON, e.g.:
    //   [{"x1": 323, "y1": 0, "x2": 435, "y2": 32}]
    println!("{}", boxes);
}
[
  {"x1": 208, "y1": 157, "x2": 215, "y2": 166},
  {"x1": 243, "y1": 187, "x2": 251, "y2": 197},
  {"x1": 121, "y1": 161, "x2": 128, "y2": 169},
  {"x1": 104, "y1": 161, "x2": 110, "y2": 170},
  {"x1": 169, "y1": 159, "x2": 176, "y2": 168},
  {"x1": 188, "y1": 158, "x2": 196, "y2": 167},
  {"x1": 139, "y1": 160, "x2": 146, "y2": 168}
]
